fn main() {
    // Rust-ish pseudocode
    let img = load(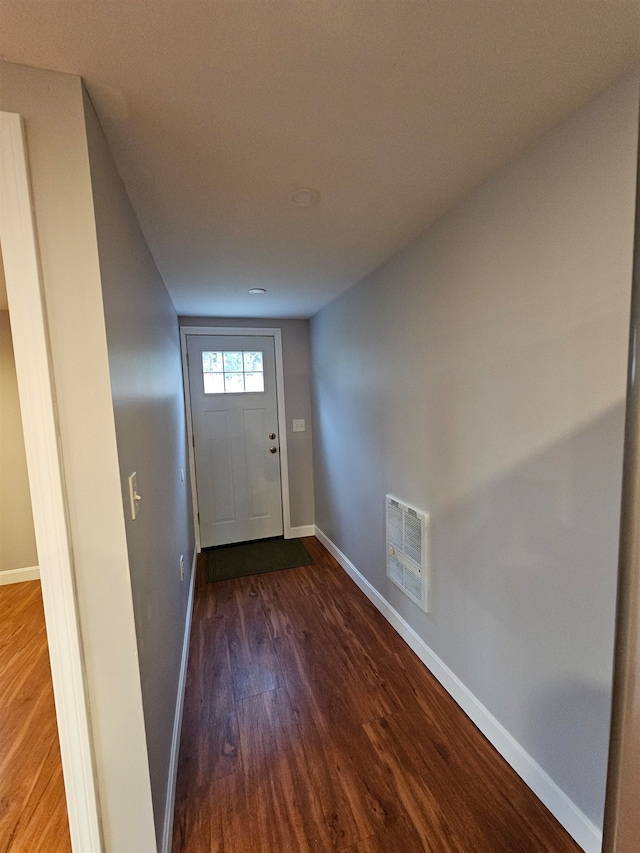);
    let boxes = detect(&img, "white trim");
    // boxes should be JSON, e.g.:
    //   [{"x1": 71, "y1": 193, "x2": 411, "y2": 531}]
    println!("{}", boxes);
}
[
  {"x1": 0, "y1": 112, "x2": 103, "y2": 851},
  {"x1": 180, "y1": 330, "x2": 201, "y2": 553},
  {"x1": 0, "y1": 565, "x2": 40, "y2": 585},
  {"x1": 289, "y1": 525, "x2": 316, "y2": 538},
  {"x1": 272, "y1": 330, "x2": 292, "y2": 538},
  {"x1": 315, "y1": 526, "x2": 602, "y2": 853},
  {"x1": 179, "y1": 325, "x2": 293, "y2": 546},
  {"x1": 161, "y1": 548, "x2": 197, "y2": 853}
]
